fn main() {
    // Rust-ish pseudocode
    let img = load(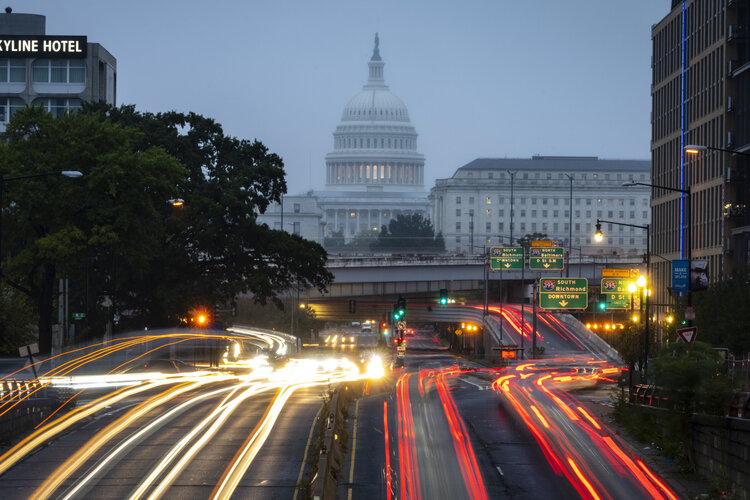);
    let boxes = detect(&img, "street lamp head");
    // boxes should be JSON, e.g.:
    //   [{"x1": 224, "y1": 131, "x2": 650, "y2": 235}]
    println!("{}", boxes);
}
[
  {"x1": 594, "y1": 222, "x2": 603, "y2": 243},
  {"x1": 61, "y1": 170, "x2": 83, "y2": 178},
  {"x1": 684, "y1": 144, "x2": 708, "y2": 155},
  {"x1": 636, "y1": 275, "x2": 647, "y2": 288},
  {"x1": 168, "y1": 198, "x2": 185, "y2": 207},
  {"x1": 627, "y1": 282, "x2": 637, "y2": 294},
  {"x1": 622, "y1": 181, "x2": 638, "y2": 187}
]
